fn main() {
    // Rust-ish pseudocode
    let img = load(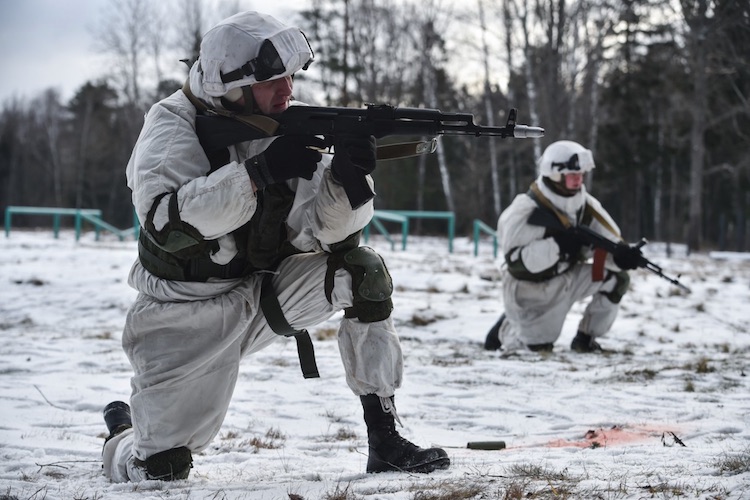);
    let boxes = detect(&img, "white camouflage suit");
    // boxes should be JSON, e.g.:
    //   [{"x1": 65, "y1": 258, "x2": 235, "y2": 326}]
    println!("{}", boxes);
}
[
  {"x1": 495, "y1": 175, "x2": 628, "y2": 350},
  {"x1": 103, "y1": 89, "x2": 403, "y2": 481}
]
